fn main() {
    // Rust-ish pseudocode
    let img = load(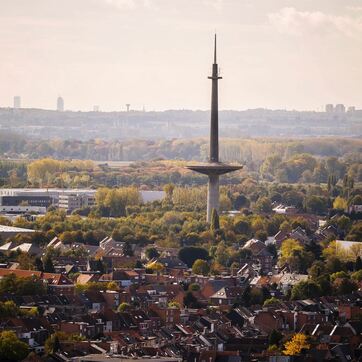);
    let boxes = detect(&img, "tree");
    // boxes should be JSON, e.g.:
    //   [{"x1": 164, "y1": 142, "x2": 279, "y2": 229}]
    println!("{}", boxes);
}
[
  {"x1": 34, "y1": 257, "x2": 44, "y2": 272},
  {"x1": 0, "y1": 301, "x2": 19, "y2": 318},
  {"x1": 188, "y1": 283, "x2": 200, "y2": 291},
  {"x1": 280, "y1": 239, "x2": 303, "y2": 259},
  {"x1": 219, "y1": 193, "x2": 232, "y2": 211},
  {"x1": 45, "y1": 333, "x2": 61, "y2": 355},
  {"x1": 145, "y1": 247, "x2": 160, "y2": 260},
  {"x1": 333, "y1": 196, "x2": 347, "y2": 210},
  {"x1": 291, "y1": 280, "x2": 321, "y2": 300},
  {"x1": 163, "y1": 183, "x2": 175, "y2": 201},
  {"x1": 269, "y1": 329, "x2": 283, "y2": 346},
  {"x1": 168, "y1": 301, "x2": 180, "y2": 308},
  {"x1": 0, "y1": 330, "x2": 29, "y2": 361},
  {"x1": 263, "y1": 297, "x2": 281, "y2": 307},
  {"x1": 255, "y1": 230, "x2": 267, "y2": 242},
  {"x1": 0, "y1": 274, "x2": 45, "y2": 296},
  {"x1": 279, "y1": 238, "x2": 314, "y2": 273},
  {"x1": 247, "y1": 287, "x2": 266, "y2": 305},
  {"x1": 214, "y1": 241, "x2": 230, "y2": 266},
  {"x1": 282, "y1": 190, "x2": 304, "y2": 207},
  {"x1": 107, "y1": 281, "x2": 119, "y2": 291},
  {"x1": 308, "y1": 261, "x2": 326, "y2": 280},
  {"x1": 337, "y1": 215, "x2": 351, "y2": 232},
  {"x1": 260, "y1": 154, "x2": 282, "y2": 178},
  {"x1": 210, "y1": 208, "x2": 220, "y2": 231},
  {"x1": 182, "y1": 232, "x2": 201, "y2": 246},
  {"x1": 325, "y1": 256, "x2": 345, "y2": 273},
  {"x1": 351, "y1": 269, "x2": 362, "y2": 281},
  {"x1": 328, "y1": 174, "x2": 337, "y2": 193},
  {"x1": 123, "y1": 241, "x2": 134, "y2": 256},
  {"x1": 16, "y1": 253, "x2": 35, "y2": 270},
  {"x1": 347, "y1": 223, "x2": 362, "y2": 242},
  {"x1": 233, "y1": 194, "x2": 250, "y2": 210},
  {"x1": 178, "y1": 247, "x2": 209, "y2": 268},
  {"x1": 183, "y1": 291, "x2": 200, "y2": 308},
  {"x1": 305, "y1": 195, "x2": 328, "y2": 214},
  {"x1": 117, "y1": 302, "x2": 130, "y2": 313},
  {"x1": 356, "y1": 256, "x2": 362, "y2": 271},
  {"x1": 313, "y1": 163, "x2": 328, "y2": 184},
  {"x1": 255, "y1": 197, "x2": 272, "y2": 213},
  {"x1": 283, "y1": 333, "x2": 310, "y2": 356},
  {"x1": 333, "y1": 278, "x2": 358, "y2": 295},
  {"x1": 43, "y1": 255, "x2": 55, "y2": 273},
  {"x1": 95, "y1": 187, "x2": 140, "y2": 217},
  {"x1": 145, "y1": 261, "x2": 164, "y2": 273},
  {"x1": 234, "y1": 219, "x2": 250, "y2": 235},
  {"x1": 350, "y1": 195, "x2": 362, "y2": 206},
  {"x1": 192, "y1": 259, "x2": 210, "y2": 276}
]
